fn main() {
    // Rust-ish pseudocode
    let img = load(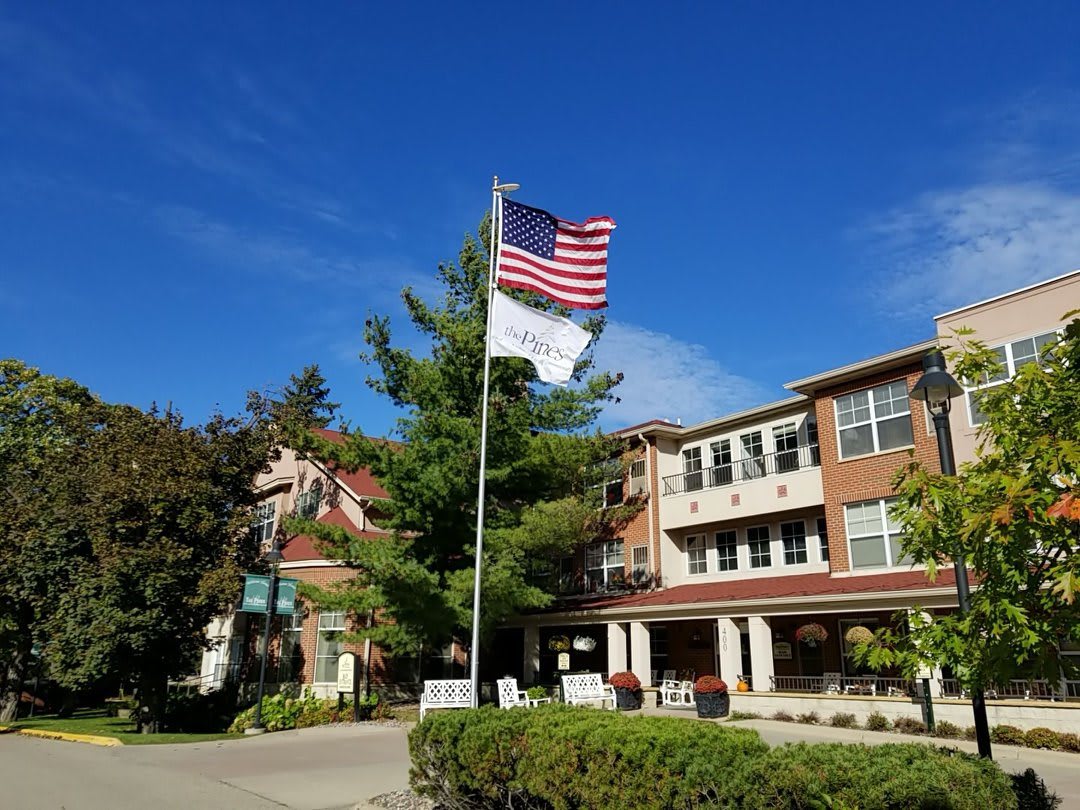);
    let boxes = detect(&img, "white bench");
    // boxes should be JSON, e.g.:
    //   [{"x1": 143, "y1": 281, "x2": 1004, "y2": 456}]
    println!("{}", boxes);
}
[
  {"x1": 420, "y1": 679, "x2": 473, "y2": 721},
  {"x1": 660, "y1": 679, "x2": 695, "y2": 707},
  {"x1": 561, "y1": 673, "x2": 616, "y2": 710}
]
